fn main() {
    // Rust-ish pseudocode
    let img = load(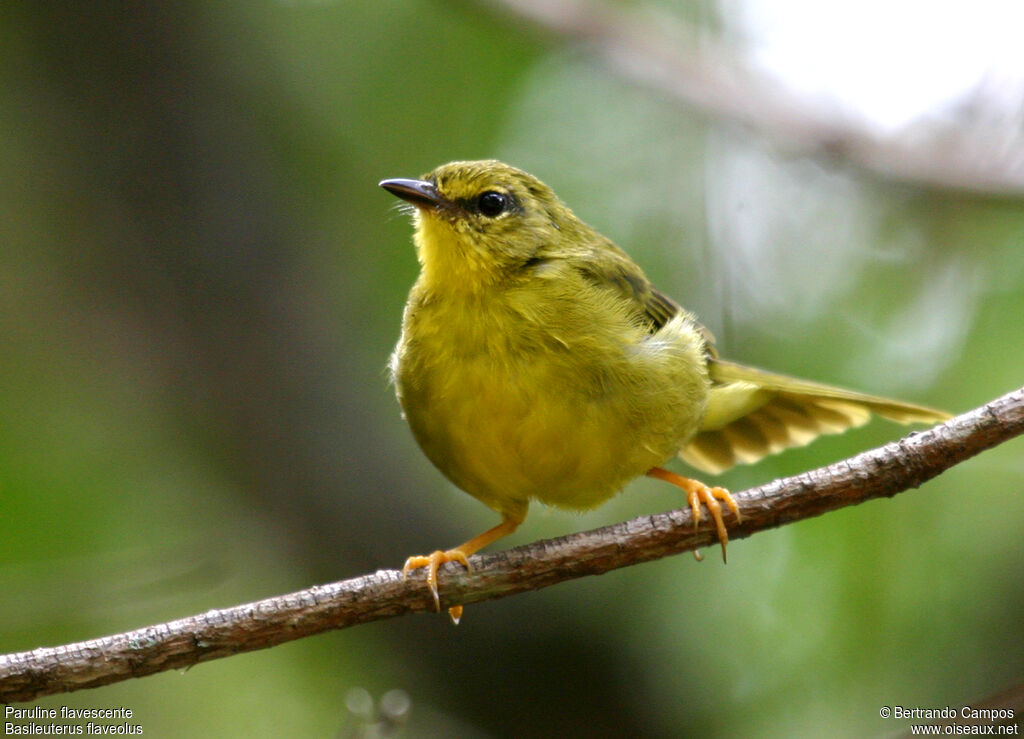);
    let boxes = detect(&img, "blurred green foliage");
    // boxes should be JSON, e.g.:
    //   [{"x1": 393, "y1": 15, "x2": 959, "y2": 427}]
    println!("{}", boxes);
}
[{"x1": 1, "y1": 2, "x2": 1021, "y2": 737}]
